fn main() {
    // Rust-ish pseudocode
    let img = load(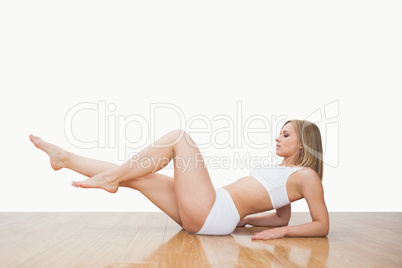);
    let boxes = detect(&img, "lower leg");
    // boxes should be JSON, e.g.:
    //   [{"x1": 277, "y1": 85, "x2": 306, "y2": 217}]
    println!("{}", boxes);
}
[
  {"x1": 66, "y1": 152, "x2": 118, "y2": 177},
  {"x1": 29, "y1": 134, "x2": 118, "y2": 177}
]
